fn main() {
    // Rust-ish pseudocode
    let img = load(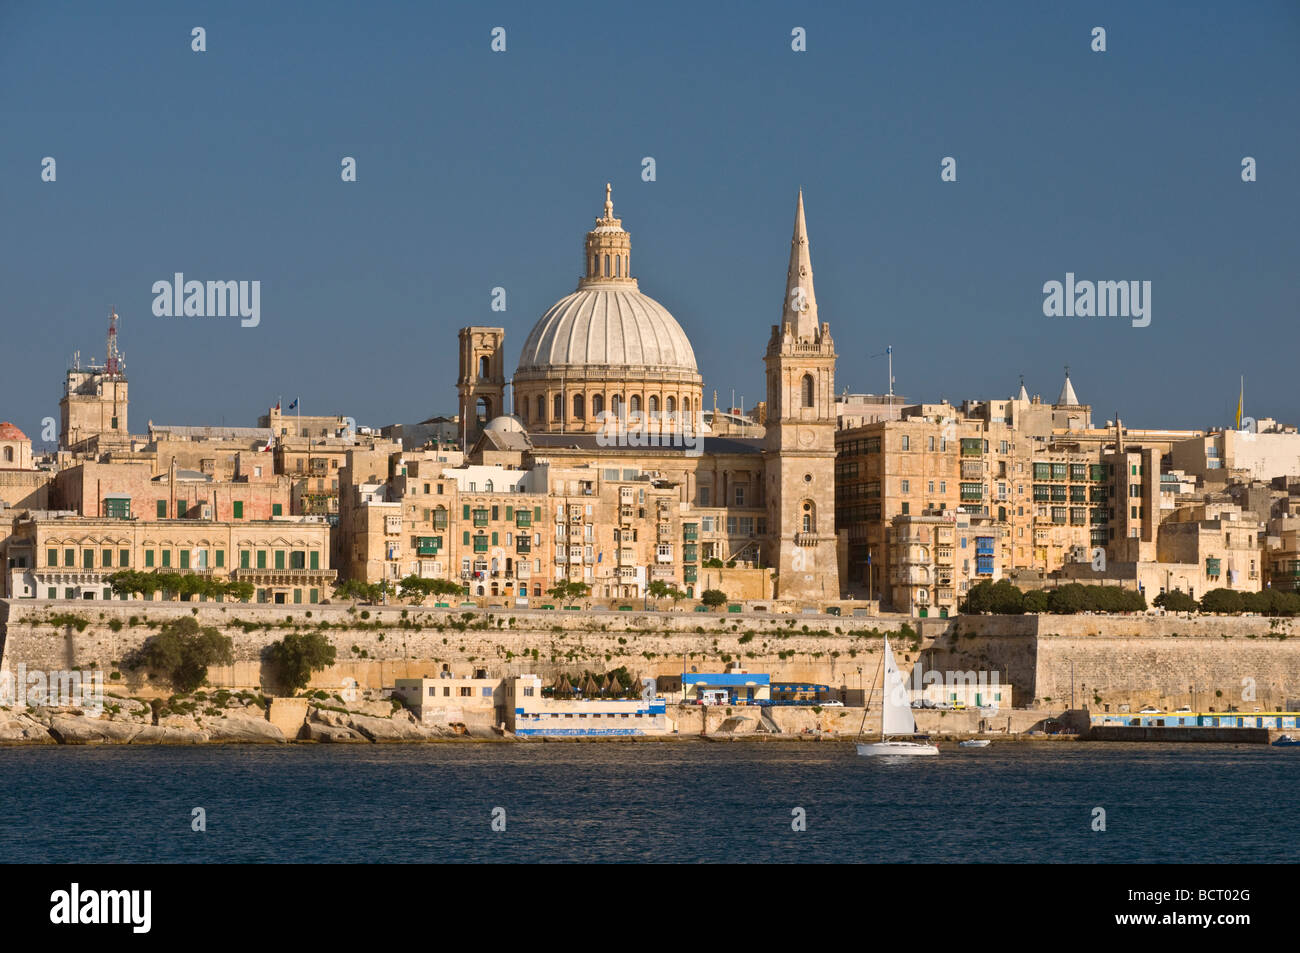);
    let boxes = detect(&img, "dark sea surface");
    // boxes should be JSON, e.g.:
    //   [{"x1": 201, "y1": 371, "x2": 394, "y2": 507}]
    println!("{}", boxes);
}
[{"x1": 0, "y1": 742, "x2": 1294, "y2": 863}]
